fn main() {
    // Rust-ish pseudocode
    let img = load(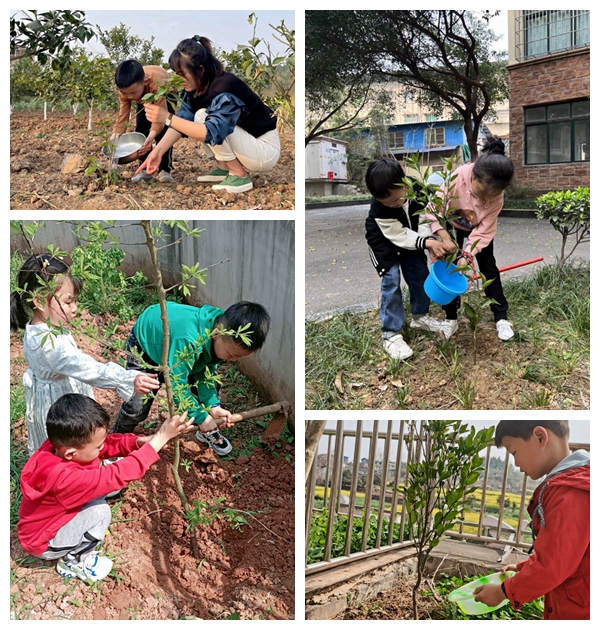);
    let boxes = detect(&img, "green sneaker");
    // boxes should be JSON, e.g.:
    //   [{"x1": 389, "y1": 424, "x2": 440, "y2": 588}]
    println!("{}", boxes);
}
[
  {"x1": 197, "y1": 167, "x2": 229, "y2": 183},
  {"x1": 211, "y1": 174, "x2": 253, "y2": 193}
]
